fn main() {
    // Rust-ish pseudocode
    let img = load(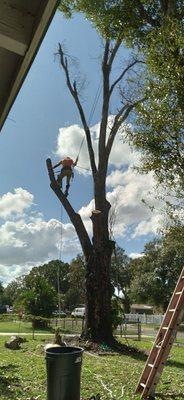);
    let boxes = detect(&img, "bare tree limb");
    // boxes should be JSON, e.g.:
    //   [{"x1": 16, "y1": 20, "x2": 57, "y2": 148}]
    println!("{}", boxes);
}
[
  {"x1": 98, "y1": 41, "x2": 111, "y2": 171},
  {"x1": 110, "y1": 60, "x2": 145, "y2": 96},
  {"x1": 58, "y1": 44, "x2": 97, "y2": 176},
  {"x1": 46, "y1": 158, "x2": 92, "y2": 257},
  {"x1": 108, "y1": 40, "x2": 121, "y2": 68},
  {"x1": 106, "y1": 98, "x2": 146, "y2": 157},
  {"x1": 99, "y1": 41, "x2": 121, "y2": 156}
]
